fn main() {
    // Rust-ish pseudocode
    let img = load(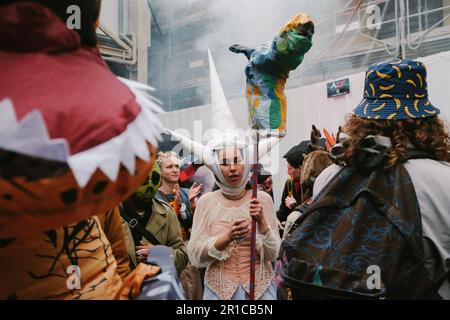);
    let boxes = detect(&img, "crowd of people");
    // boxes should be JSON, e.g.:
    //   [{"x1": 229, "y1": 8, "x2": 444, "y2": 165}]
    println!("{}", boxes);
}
[{"x1": 1, "y1": 0, "x2": 449, "y2": 300}]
